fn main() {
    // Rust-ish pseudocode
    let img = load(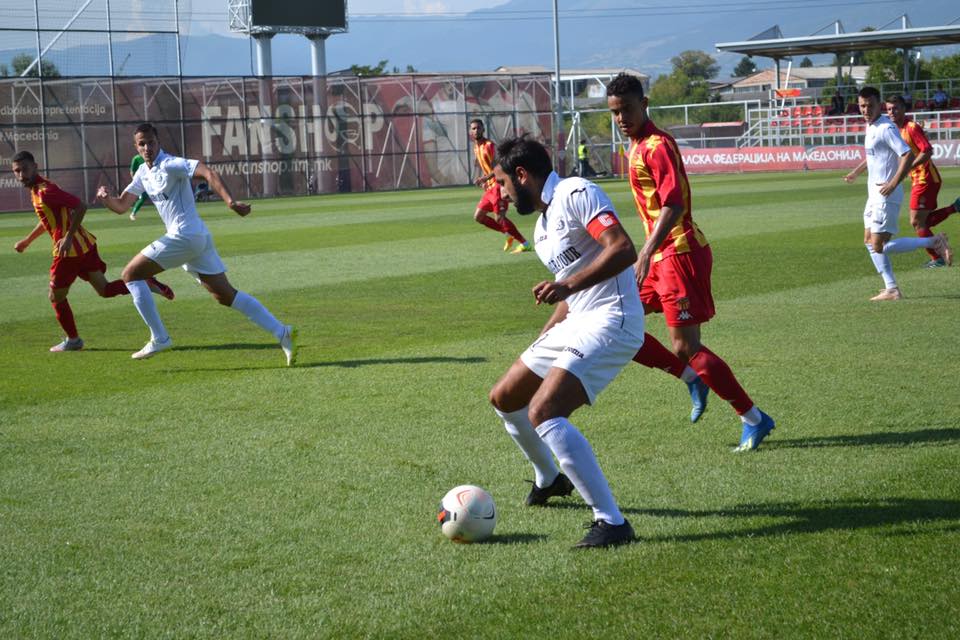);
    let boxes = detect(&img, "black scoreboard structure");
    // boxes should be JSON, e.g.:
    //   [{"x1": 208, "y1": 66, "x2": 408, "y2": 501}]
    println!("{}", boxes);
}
[
  {"x1": 228, "y1": 0, "x2": 348, "y2": 35},
  {"x1": 250, "y1": 1, "x2": 347, "y2": 32},
  {"x1": 228, "y1": 0, "x2": 347, "y2": 77}
]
